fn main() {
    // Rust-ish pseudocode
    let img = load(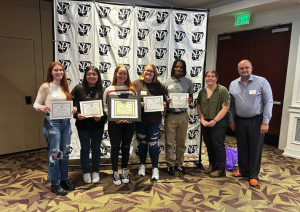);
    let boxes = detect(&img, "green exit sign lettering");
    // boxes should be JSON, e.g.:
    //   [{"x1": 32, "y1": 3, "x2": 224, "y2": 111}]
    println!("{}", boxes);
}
[{"x1": 235, "y1": 14, "x2": 250, "y2": 26}]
